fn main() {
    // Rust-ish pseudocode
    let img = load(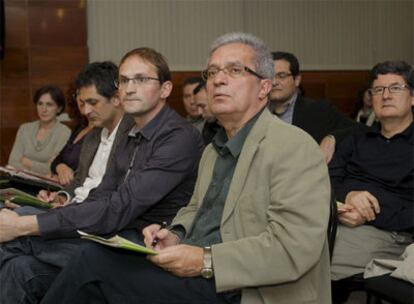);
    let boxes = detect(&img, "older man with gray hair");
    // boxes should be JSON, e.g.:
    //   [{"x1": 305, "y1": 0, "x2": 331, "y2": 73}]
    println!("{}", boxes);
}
[{"x1": 41, "y1": 32, "x2": 331, "y2": 304}]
